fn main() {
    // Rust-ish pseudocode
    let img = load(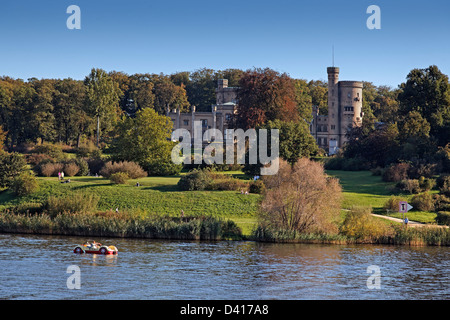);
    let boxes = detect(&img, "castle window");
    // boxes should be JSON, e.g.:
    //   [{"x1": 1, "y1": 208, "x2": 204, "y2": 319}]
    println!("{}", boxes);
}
[
  {"x1": 183, "y1": 120, "x2": 189, "y2": 126},
  {"x1": 347, "y1": 93, "x2": 351, "y2": 98},
  {"x1": 344, "y1": 106, "x2": 354, "y2": 112},
  {"x1": 331, "y1": 125, "x2": 336, "y2": 130},
  {"x1": 201, "y1": 119, "x2": 208, "y2": 127}
]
